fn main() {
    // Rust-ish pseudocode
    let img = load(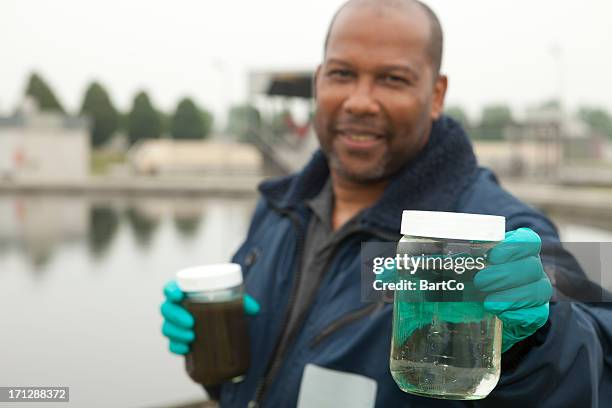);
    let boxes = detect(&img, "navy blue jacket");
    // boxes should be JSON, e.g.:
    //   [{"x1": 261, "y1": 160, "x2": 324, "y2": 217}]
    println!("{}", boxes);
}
[{"x1": 219, "y1": 117, "x2": 612, "y2": 407}]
